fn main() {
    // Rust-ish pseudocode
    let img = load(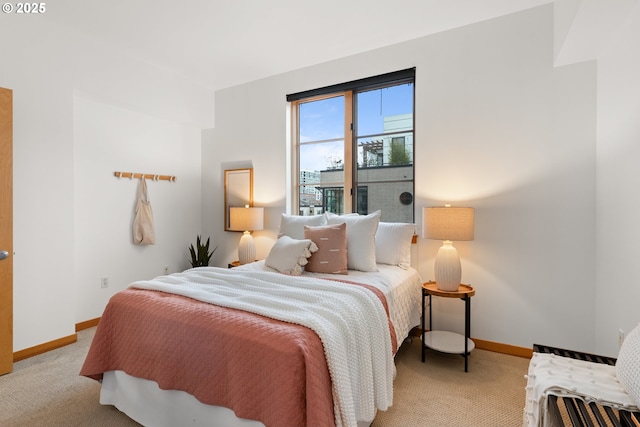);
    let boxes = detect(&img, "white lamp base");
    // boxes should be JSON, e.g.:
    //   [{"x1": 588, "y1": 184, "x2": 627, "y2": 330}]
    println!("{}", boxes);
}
[
  {"x1": 434, "y1": 240, "x2": 461, "y2": 291},
  {"x1": 237, "y1": 231, "x2": 255, "y2": 265}
]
